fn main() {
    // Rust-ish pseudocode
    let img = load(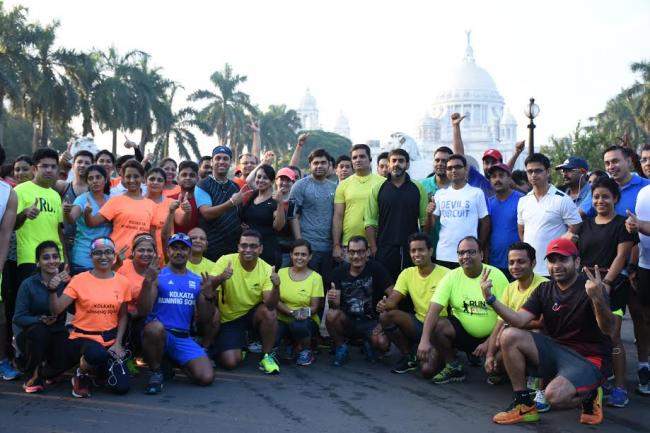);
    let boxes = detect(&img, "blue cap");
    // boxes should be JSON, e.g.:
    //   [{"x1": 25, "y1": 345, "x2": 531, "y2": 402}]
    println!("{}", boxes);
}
[
  {"x1": 167, "y1": 233, "x2": 192, "y2": 248},
  {"x1": 212, "y1": 145, "x2": 233, "y2": 158},
  {"x1": 555, "y1": 156, "x2": 588, "y2": 171}
]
